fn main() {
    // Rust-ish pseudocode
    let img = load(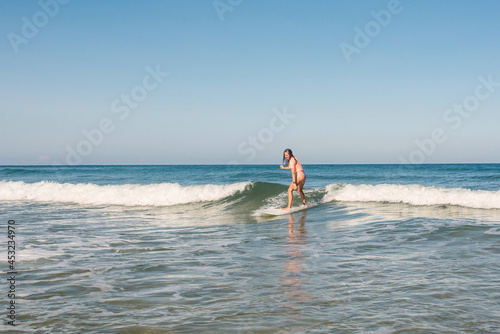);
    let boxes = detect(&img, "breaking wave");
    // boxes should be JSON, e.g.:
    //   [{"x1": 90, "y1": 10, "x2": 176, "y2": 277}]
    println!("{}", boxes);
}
[
  {"x1": 323, "y1": 183, "x2": 500, "y2": 210},
  {"x1": 1, "y1": 180, "x2": 499, "y2": 210},
  {"x1": 0, "y1": 180, "x2": 251, "y2": 207}
]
